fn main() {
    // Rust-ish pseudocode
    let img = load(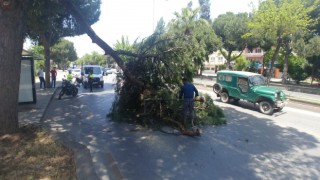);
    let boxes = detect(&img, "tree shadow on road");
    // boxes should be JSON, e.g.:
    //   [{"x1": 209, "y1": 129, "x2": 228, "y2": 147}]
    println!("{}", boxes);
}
[{"x1": 199, "y1": 105, "x2": 320, "y2": 179}]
